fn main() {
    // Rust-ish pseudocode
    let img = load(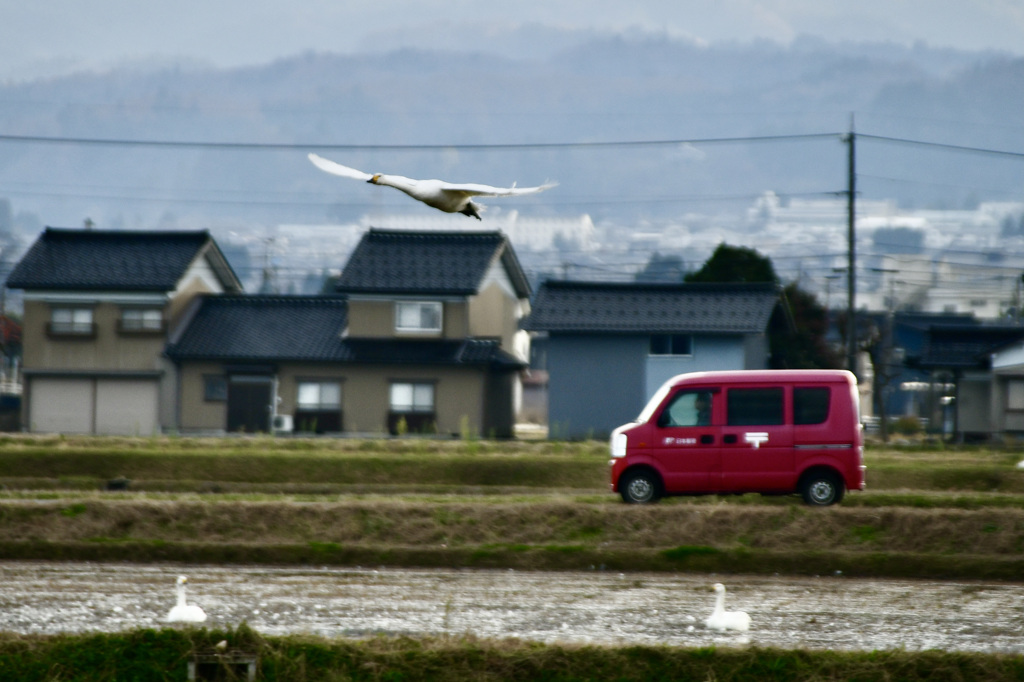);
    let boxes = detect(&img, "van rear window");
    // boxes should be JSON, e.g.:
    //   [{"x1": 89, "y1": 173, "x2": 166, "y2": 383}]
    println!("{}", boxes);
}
[
  {"x1": 794, "y1": 387, "x2": 831, "y2": 424},
  {"x1": 727, "y1": 388, "x2": 783, "y2": 425}
]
